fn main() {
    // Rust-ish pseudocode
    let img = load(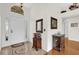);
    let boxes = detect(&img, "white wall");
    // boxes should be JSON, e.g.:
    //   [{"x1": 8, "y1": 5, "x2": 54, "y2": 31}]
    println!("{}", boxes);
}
[
  {"x1": 29, "y1": 4, "x2": 64, "y2": 51},
  {"x1": 0, "y1": 4, "x2": 9, "y2": 48},
  {"x1": 0, "y1": 16, "x2": 1, "y2": 50},
  {"x1": 0, "y1": 8, "x2": 1, "y2": 50},
  {"x1": 23, "y1": 4, "x2": 31, "y2": 41}
]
